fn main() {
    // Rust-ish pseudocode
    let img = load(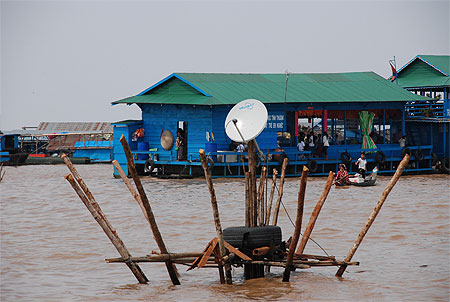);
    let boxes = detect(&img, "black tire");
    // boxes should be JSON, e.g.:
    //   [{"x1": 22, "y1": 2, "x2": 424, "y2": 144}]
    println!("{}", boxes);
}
[
  {"x1": 431, "y1": 152, "x2": 439, "y2": 166},
  {"x1": 375, "y1": 151, "x2": 386, "y2": 164},
  {"x1": 441, "y1": 158, "x2": 450, "y2": 173},
  {"x1": 278, "y1": 153, "x2": 289, "y2": 166},
  {"x1": 207, "y1": 156, "x2": 214, "y2": 171},
  {"x1": 307, "y1": 159, "x2": 319, "y2": 173},
  {"x1": 223, "y1": 226, "x2": 282, "y2": 250},
  {"x1": 415, "y1": 148, "x2": 424, "y2": 161},
  {"x1": 144, "y1": 159, "x2": 155, "y2": 174},
  {"x1": 340, "y1": 152, "x2": 352, "y2": 163},
  {"x1": 401, "y1": 147, "x2": 412, "y2": 158}
]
